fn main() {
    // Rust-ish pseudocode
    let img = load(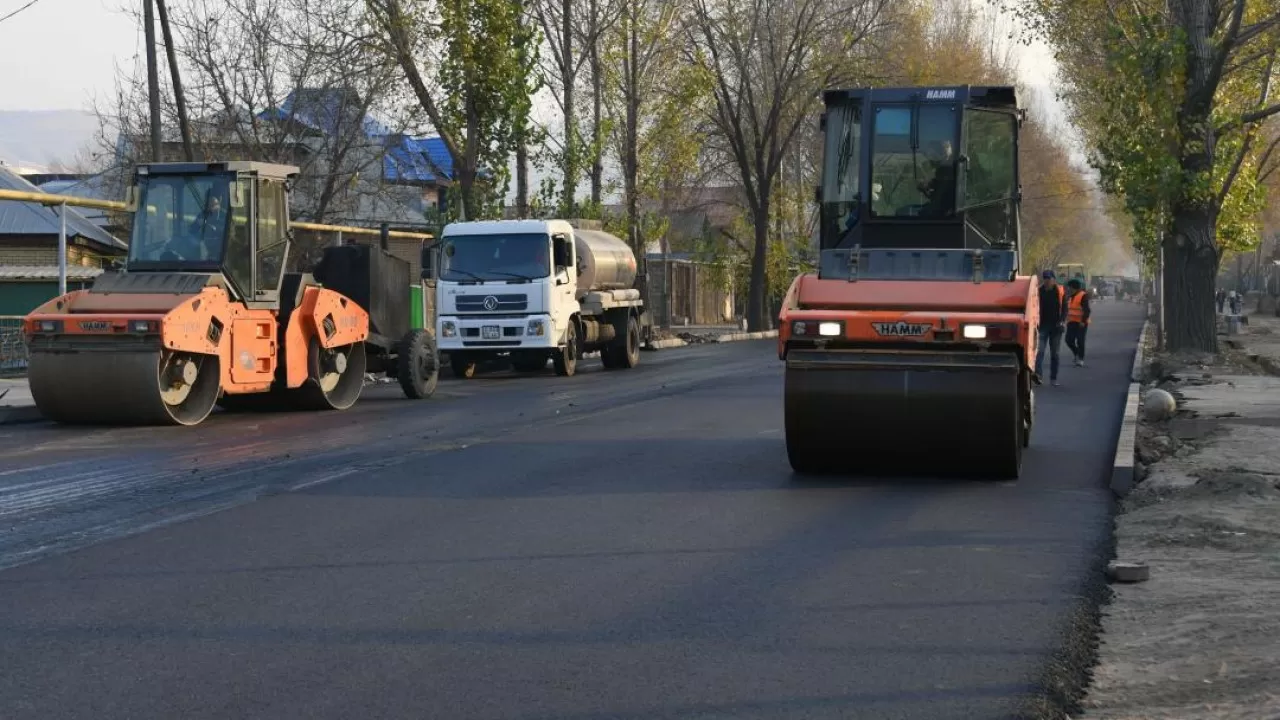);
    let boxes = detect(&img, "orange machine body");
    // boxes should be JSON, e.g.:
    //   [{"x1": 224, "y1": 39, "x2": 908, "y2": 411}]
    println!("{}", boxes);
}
[
  {"x1": 23, "y1": 284, "x2": 369, "y2": 396},
  {"x1": 778, "y1": 273, "x2": 1041, "y2": 372}
]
